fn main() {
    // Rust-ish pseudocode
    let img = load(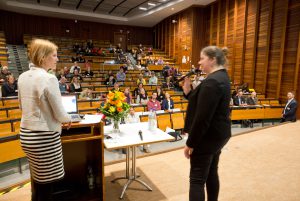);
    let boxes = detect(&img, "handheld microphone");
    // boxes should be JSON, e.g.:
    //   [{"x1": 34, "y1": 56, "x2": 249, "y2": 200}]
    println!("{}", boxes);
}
[
  {"x1": 138, "y1": 130, "x2": 143, "y2": 141},
  {"x1": 174, "y1": 69, "x2": 201, "y2": 84}
]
